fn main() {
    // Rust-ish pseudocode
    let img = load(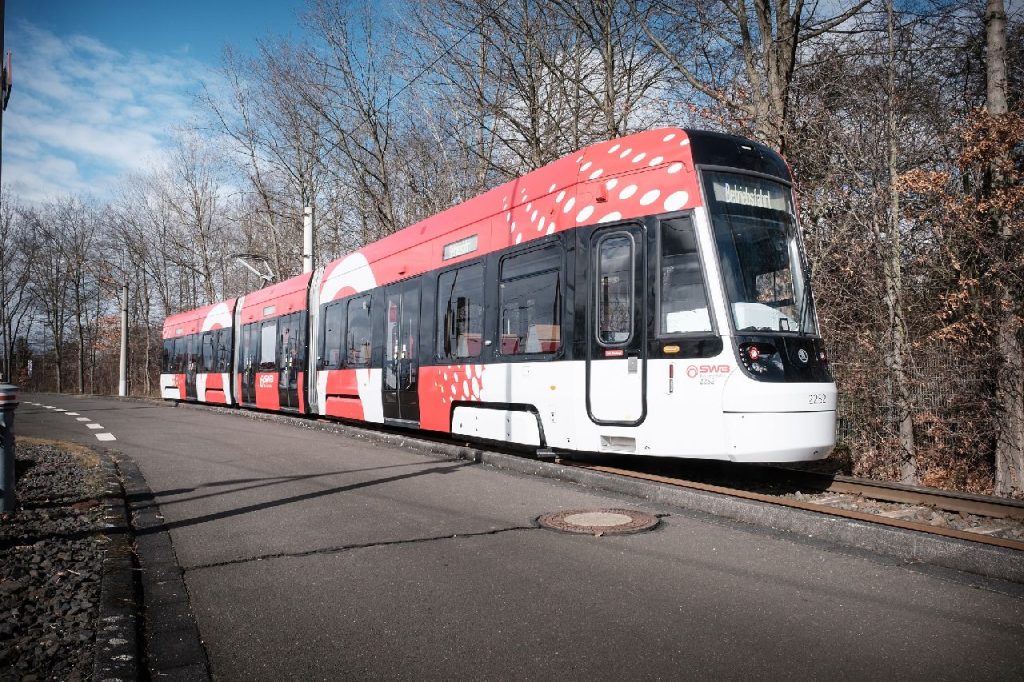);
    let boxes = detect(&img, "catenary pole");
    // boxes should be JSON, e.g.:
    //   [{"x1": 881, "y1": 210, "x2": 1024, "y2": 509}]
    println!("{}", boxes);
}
[
  {"x1": 118, "y1": 282, "x2": 128, "y2": 397},
  {"x1": 303, "y1": 205, "x2": 315, "y2": 274}
]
